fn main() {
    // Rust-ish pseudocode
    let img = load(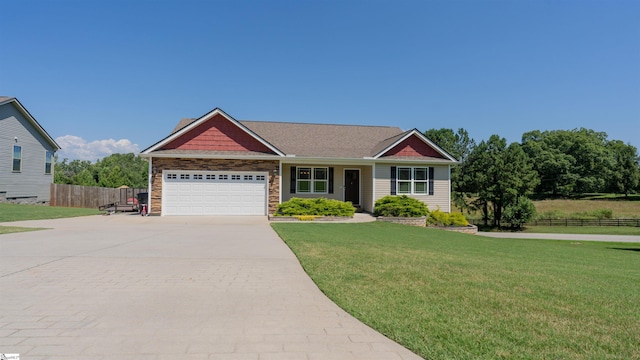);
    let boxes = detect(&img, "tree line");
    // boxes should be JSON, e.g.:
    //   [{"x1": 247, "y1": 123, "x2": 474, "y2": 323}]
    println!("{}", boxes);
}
[
  {"x1": 425, "y1": 128, "x2": 640, "y2": 227},
  {"x1": 54, "y1": 153, "x2": 149, "y2": 189}
]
